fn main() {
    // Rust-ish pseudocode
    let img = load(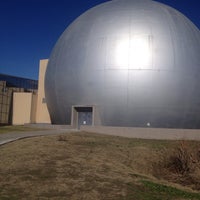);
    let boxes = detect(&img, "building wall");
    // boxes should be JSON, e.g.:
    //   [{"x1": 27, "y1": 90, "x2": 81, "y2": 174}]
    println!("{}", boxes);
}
[
  {"x1": 12, "y1": 92, "x2": 33, "y2": 125},
  {"x1": 0, "y1": 60, "x2": 51, "y2": 125},
  {"x1": 0, "y1": 81, "x2": 26, "y2": 125},
  {"x1": 30, "y1": 92, "x2": 38, "y2": 123},
  {"x1": 36, "y1": 59, "x2": 51, "y2": 123},
  {"x1": 0, "y1": 81, "x2": 12, "y2": 124}
]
